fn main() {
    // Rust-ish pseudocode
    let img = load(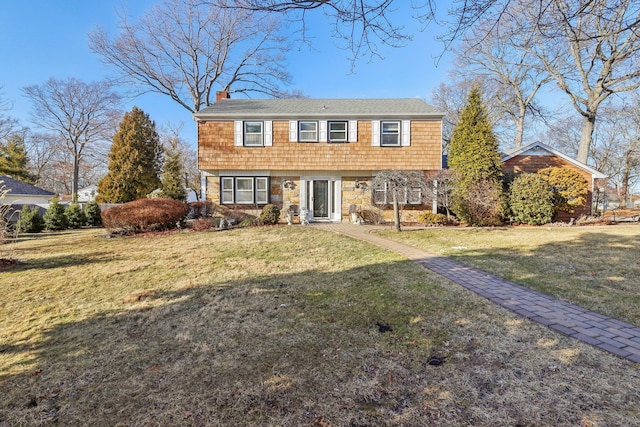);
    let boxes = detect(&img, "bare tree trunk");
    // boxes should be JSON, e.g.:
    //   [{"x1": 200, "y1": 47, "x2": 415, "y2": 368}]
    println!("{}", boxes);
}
[
  {"x1": 72, "y1": 151, "x2": 80, "y2": 203},
  {"x1": 392, "y1": 192, "x2": 401, "y2": 232},
  {"x1": 578, "y1": 115, "x2": 596, "y2": 163}
]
